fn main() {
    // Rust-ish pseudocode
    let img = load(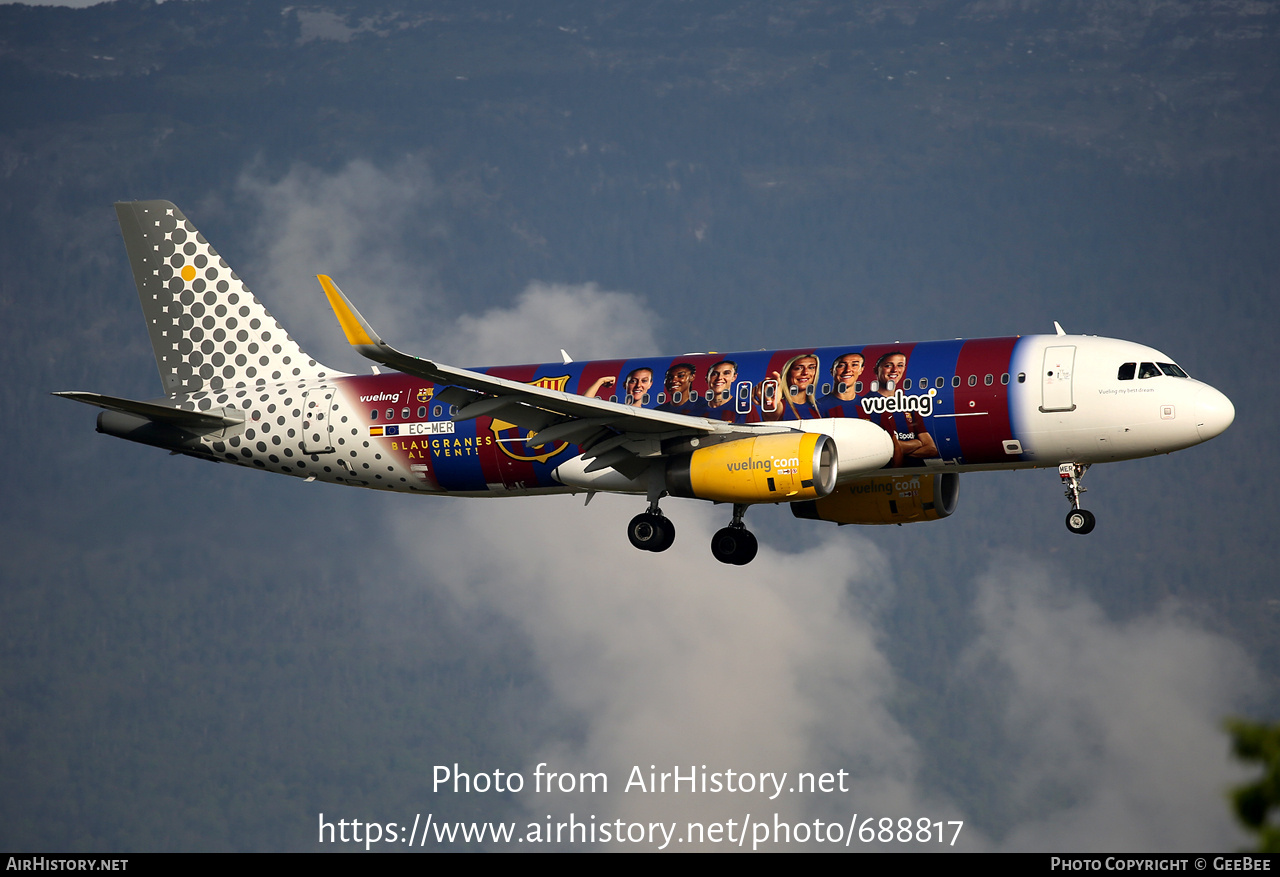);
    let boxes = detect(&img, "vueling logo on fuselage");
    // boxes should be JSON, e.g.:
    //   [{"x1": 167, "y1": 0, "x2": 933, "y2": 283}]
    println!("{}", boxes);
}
[
  {"x1": 860, "y1": 389, "x2": 934, "y2": 418},
  {"x1": 491, "y1": 375, "x2": 573, "y2": 464},
  {"x1": 360, "y1": 391, "x2": 401, "y2": 404}
]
